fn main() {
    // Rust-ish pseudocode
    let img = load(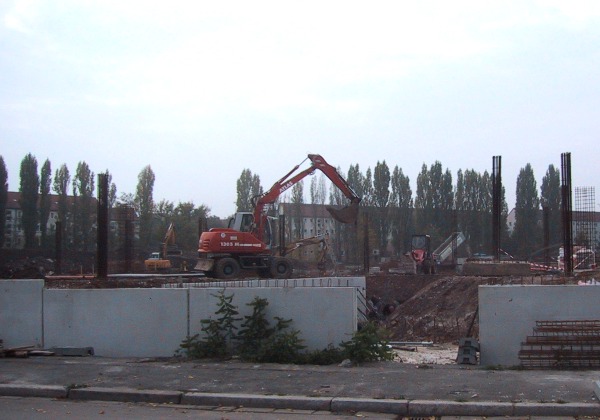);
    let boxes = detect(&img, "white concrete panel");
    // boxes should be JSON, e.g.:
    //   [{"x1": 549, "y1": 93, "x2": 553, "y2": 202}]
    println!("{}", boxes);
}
[
  {"x1": 189, "y1": 287, "x2": 357, "y2": 351},
  {"x1": 44, "y1": 288, "x2": 188, "y2": 357},
  {"x1": 0, "y1": 280, "x2": 44, "y2": 348},
  {"x1": 479, "y1": 285, "x2": 600, "y2": 366}
]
